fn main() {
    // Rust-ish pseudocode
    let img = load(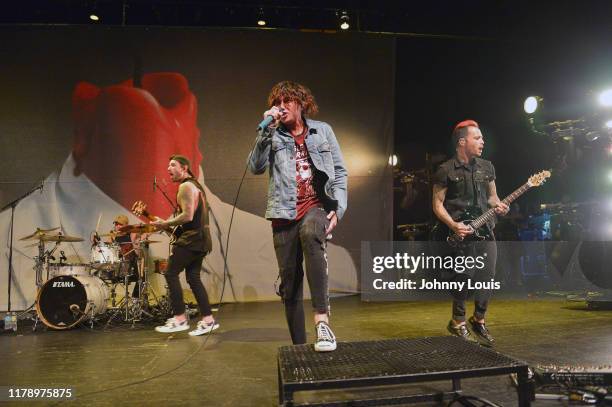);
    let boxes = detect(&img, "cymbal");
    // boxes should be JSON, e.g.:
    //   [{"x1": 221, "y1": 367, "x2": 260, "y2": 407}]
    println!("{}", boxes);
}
[
  {"x1": 119, "y1": 224, "x2": 158, "y2": 234},
  {"x1": 98, "y1": 232, "x2": 128, "y2": 238},
  {"x1": 19, "y1": 227, "x2": 60, "y2": 241},
  {"x1": 40, "y1": 234, "x2": 84, "y2": 243}
]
